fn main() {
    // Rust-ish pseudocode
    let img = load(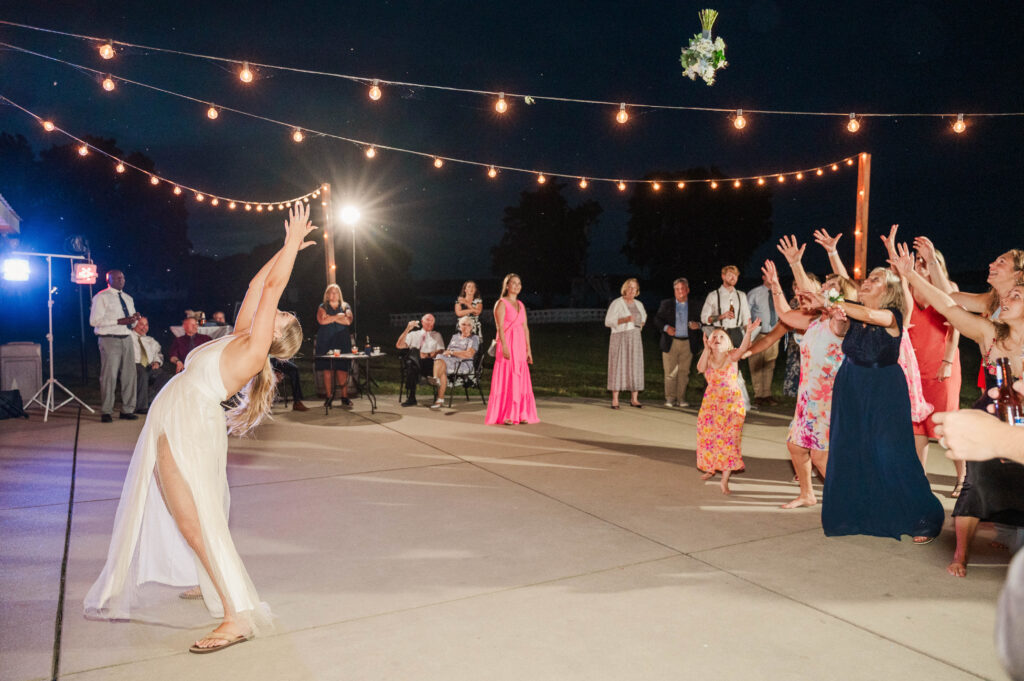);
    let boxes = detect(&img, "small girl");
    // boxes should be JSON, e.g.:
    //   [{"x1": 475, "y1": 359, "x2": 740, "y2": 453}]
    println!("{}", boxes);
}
[{"x1": 696, "y1": 319, "x2": 760, "y2": 494}]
